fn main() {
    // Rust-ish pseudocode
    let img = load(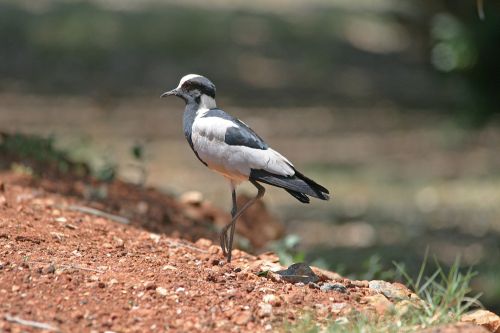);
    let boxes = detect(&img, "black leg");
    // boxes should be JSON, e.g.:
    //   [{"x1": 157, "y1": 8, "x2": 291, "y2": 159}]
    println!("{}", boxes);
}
[
  {"x1": 220, "y1": 186, "x2": 237, "y2": 257},
  {"x1": 220, "y1": 180, "x2": 265, "y2": 262}
]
